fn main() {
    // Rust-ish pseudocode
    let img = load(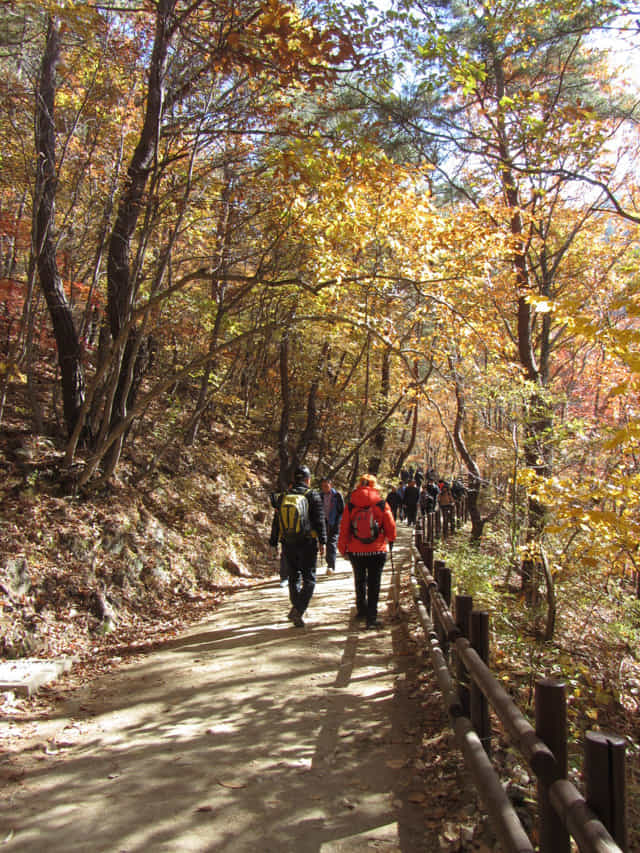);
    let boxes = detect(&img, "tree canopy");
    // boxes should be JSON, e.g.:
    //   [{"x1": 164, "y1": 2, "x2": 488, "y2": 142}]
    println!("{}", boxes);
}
[{"x1": 2, "y1": 0, "x2": 640, "y2": 628}]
